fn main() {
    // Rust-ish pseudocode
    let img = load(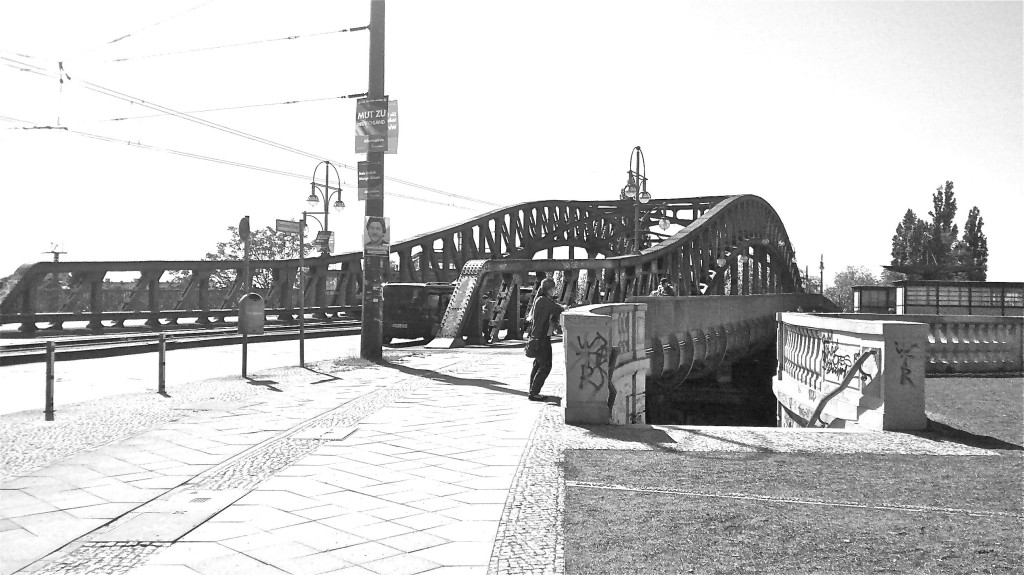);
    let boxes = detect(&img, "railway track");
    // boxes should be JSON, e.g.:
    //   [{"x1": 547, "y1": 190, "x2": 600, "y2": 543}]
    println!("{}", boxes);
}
[{"x1": 0, "y1": 320, "x2": 361, "y2": 366}]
